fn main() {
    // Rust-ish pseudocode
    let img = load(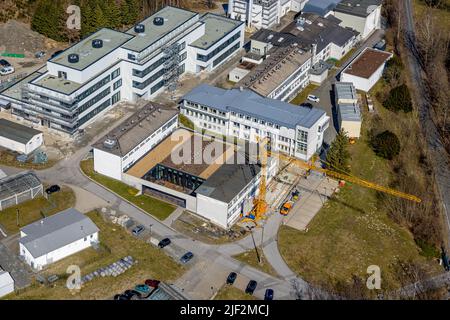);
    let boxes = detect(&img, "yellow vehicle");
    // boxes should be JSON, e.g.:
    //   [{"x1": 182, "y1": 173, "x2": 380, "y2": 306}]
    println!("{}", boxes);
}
[{"x1": 280, "y1": 201, "x2": 293, "y2": 216}]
